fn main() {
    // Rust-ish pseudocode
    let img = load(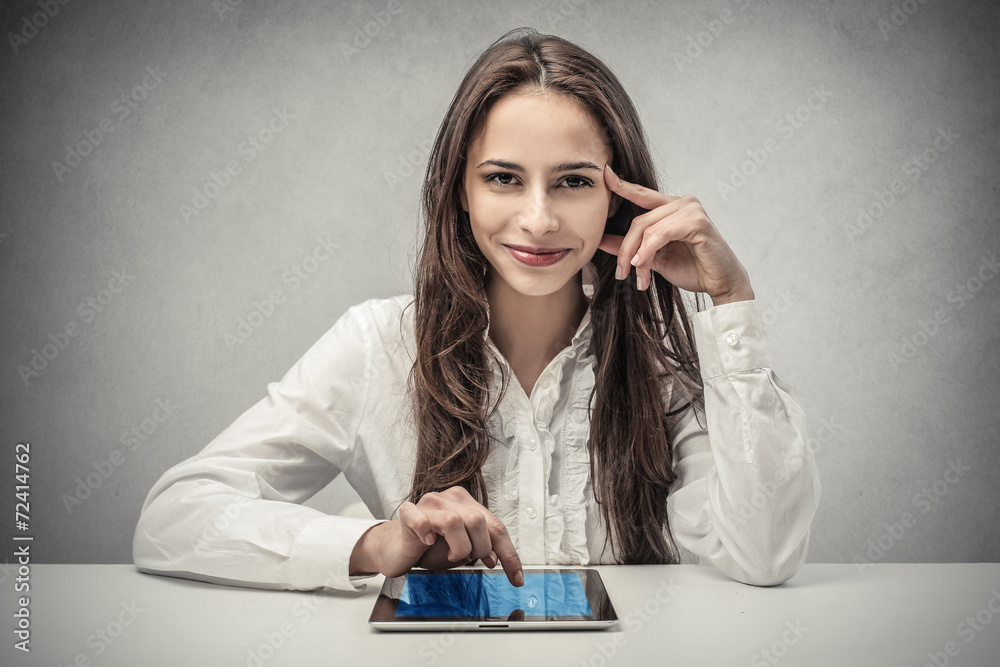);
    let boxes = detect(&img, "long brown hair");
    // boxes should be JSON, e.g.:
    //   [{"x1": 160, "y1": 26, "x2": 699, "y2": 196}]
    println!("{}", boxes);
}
[{"x1": 404, "y1": 27, "x2": 706, "y2": 564}]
